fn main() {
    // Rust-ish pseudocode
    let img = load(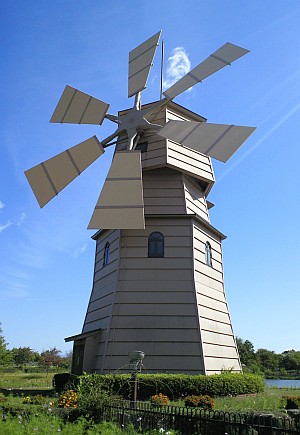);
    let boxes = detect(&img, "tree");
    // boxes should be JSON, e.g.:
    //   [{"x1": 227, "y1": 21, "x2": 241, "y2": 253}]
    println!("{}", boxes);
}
[
  {"x1": 0, "y1": 323, "x2": 12, "y2": 365},
  {"x1": 236, "y1": 337, "x2": 257, "y2": 366},
  {"x1": 60, "y1": 350, "x2": 73, "y2": 370},
  {"x1": 256, "y1": 348, "x2": 281, "y2": 372},
  {"x1": 11, "y1": 347, "x2": 40, "y2": 366},
  {"x1": 40, "y1": 347, "x2": 62, "y2": 373},
  {"x1": 281, "y1": 350, "x2": 300, "y2": 371}
]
